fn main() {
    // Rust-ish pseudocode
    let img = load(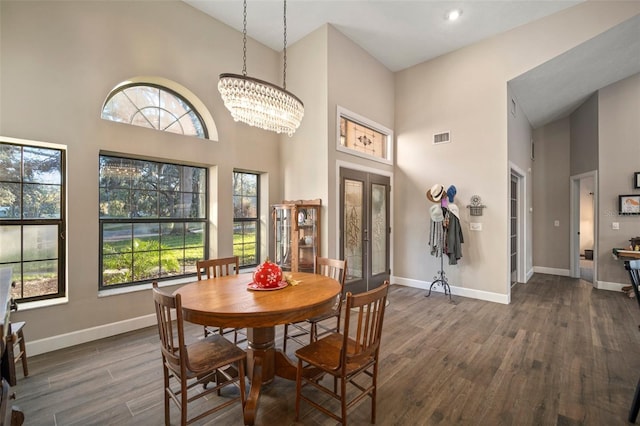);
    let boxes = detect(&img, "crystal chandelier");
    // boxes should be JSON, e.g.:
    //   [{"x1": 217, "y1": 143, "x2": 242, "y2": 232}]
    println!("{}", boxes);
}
[{"x1": 218, "y1": 0, "x2": 304, "y2": 137}]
